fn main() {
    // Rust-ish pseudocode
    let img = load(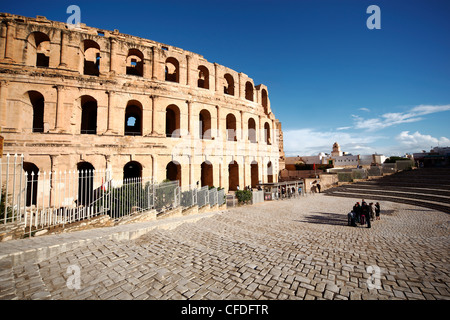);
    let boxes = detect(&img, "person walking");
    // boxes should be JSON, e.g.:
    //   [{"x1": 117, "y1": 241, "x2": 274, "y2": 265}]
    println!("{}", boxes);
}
[
  {"x1": 375, "y1": 202, "x2": 381, "y2": 220},
  {"x1": 353, "y1": 202, "x2": 361, "y2": 224},
  {"x1": 369, "y1": 203, "x2": 375, "y2": 221}
]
